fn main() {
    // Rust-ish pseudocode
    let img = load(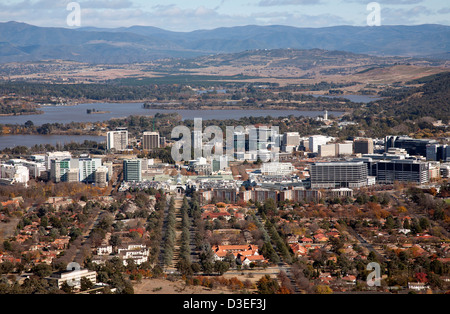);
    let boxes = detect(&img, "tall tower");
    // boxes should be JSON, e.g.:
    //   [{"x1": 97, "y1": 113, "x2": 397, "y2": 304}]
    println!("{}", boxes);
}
[{"x1": 324, "y1": 110, "x2": 328, "y2": 121}]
